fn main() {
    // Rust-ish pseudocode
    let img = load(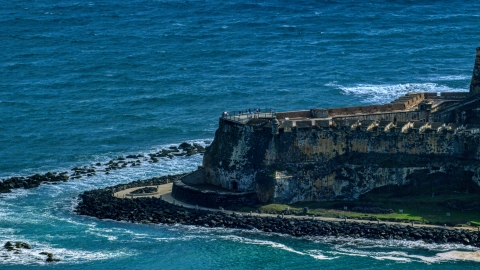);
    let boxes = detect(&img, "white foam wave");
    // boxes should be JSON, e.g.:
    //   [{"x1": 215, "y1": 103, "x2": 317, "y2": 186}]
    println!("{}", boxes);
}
[
  {"x1": 0, "y1": 239, "x2": 132, "y2": 266},
  {"x1": 374, "y1": 255, "x2": 411, "y2": 262},
  {"x1": 152, "y1": 235, "x2": 212, "y2": 243},
  {"x1": 311, "y1": 236, "x2": 480, "y2": 264},
  {"x1": 328, "y1": 82, "x2": 465, "y2": 104},
  {"x1": 436, "y1": 75, "x2": 471, "y2": 81},
  {"x1": 329, "y1": 247, "x2": 480, "y2": 264},
  {"x1": 86, "y1": 228, "x2": 118, "y2": 241},
  {"x1": 435, "y1": 250, "x2": 480, "y2": 262},
  {"x1": 308, "y1": 236, "x2": 479, "y2": 252},
  {"x1": 219, "y1": 235, "x2": 334, "y2": 260}
]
